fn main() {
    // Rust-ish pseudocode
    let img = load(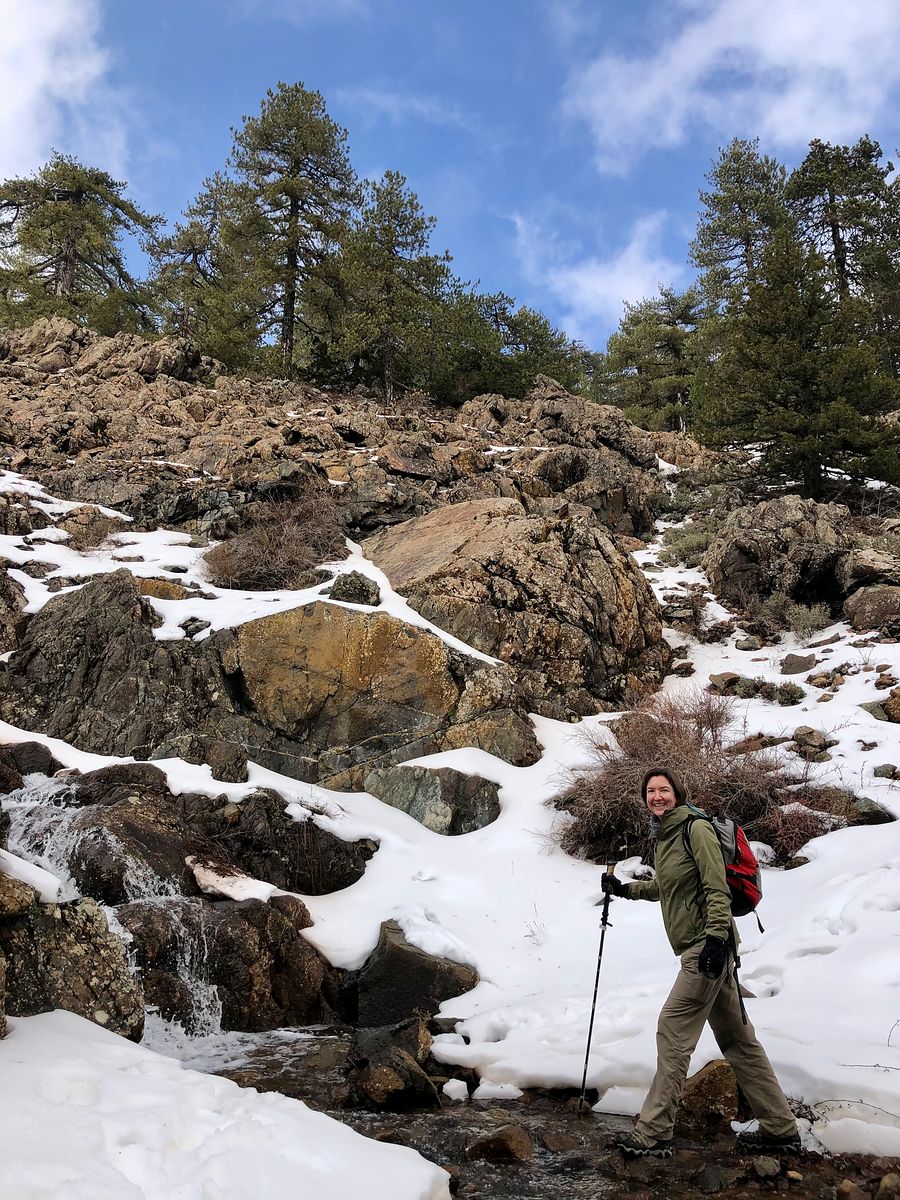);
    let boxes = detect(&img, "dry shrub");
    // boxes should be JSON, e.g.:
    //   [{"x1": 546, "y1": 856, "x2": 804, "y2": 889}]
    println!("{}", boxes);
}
[
  {"x1": 743, "y1": 590, "x2": 832, "y2": 639},
  {"x1": 551, "y1": 689, "x2": 810, "y2": 866},
  {"x1": 204, "y1": 485, "x2": 346, "y2": 591},
  {"x1": 659, "y1": 518, "x2": 718, "y2": 568}
]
